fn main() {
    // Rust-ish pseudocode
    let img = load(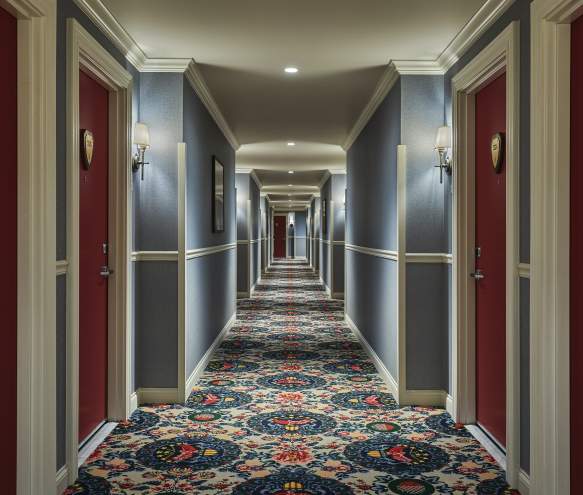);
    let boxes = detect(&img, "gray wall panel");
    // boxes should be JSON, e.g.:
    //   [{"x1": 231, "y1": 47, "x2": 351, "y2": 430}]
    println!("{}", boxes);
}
[
  {"x1": 135, "y1": 262, "x2": 178, "y2": 388},
  {"x1": 406, "y1": 264, "x2": 448, "y2": 390},
  {"x1": 237, "y1": 244, "x2": 248, "y2": 293},
  {"x1": 186, "y1": 250, "x2": 236, "y2": 376},
  {"x1": 346, "y1": 81, "x2": 400, "y2": 251},
  {"x1": 333, "y1": 245, "x2": 344, "y2": 294},
  {"x1": 183, "y1": 78, "x2": 235, "y2": 250},
  {"x1": 346, "y1": 251, "x2": 398, "y2": 379},
  {"x1": 401, "y1": 75, "x2": 446, "y2": 253},
  {"x1": 136, "y1": 73, "x2": 183, "y2": 251}
]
